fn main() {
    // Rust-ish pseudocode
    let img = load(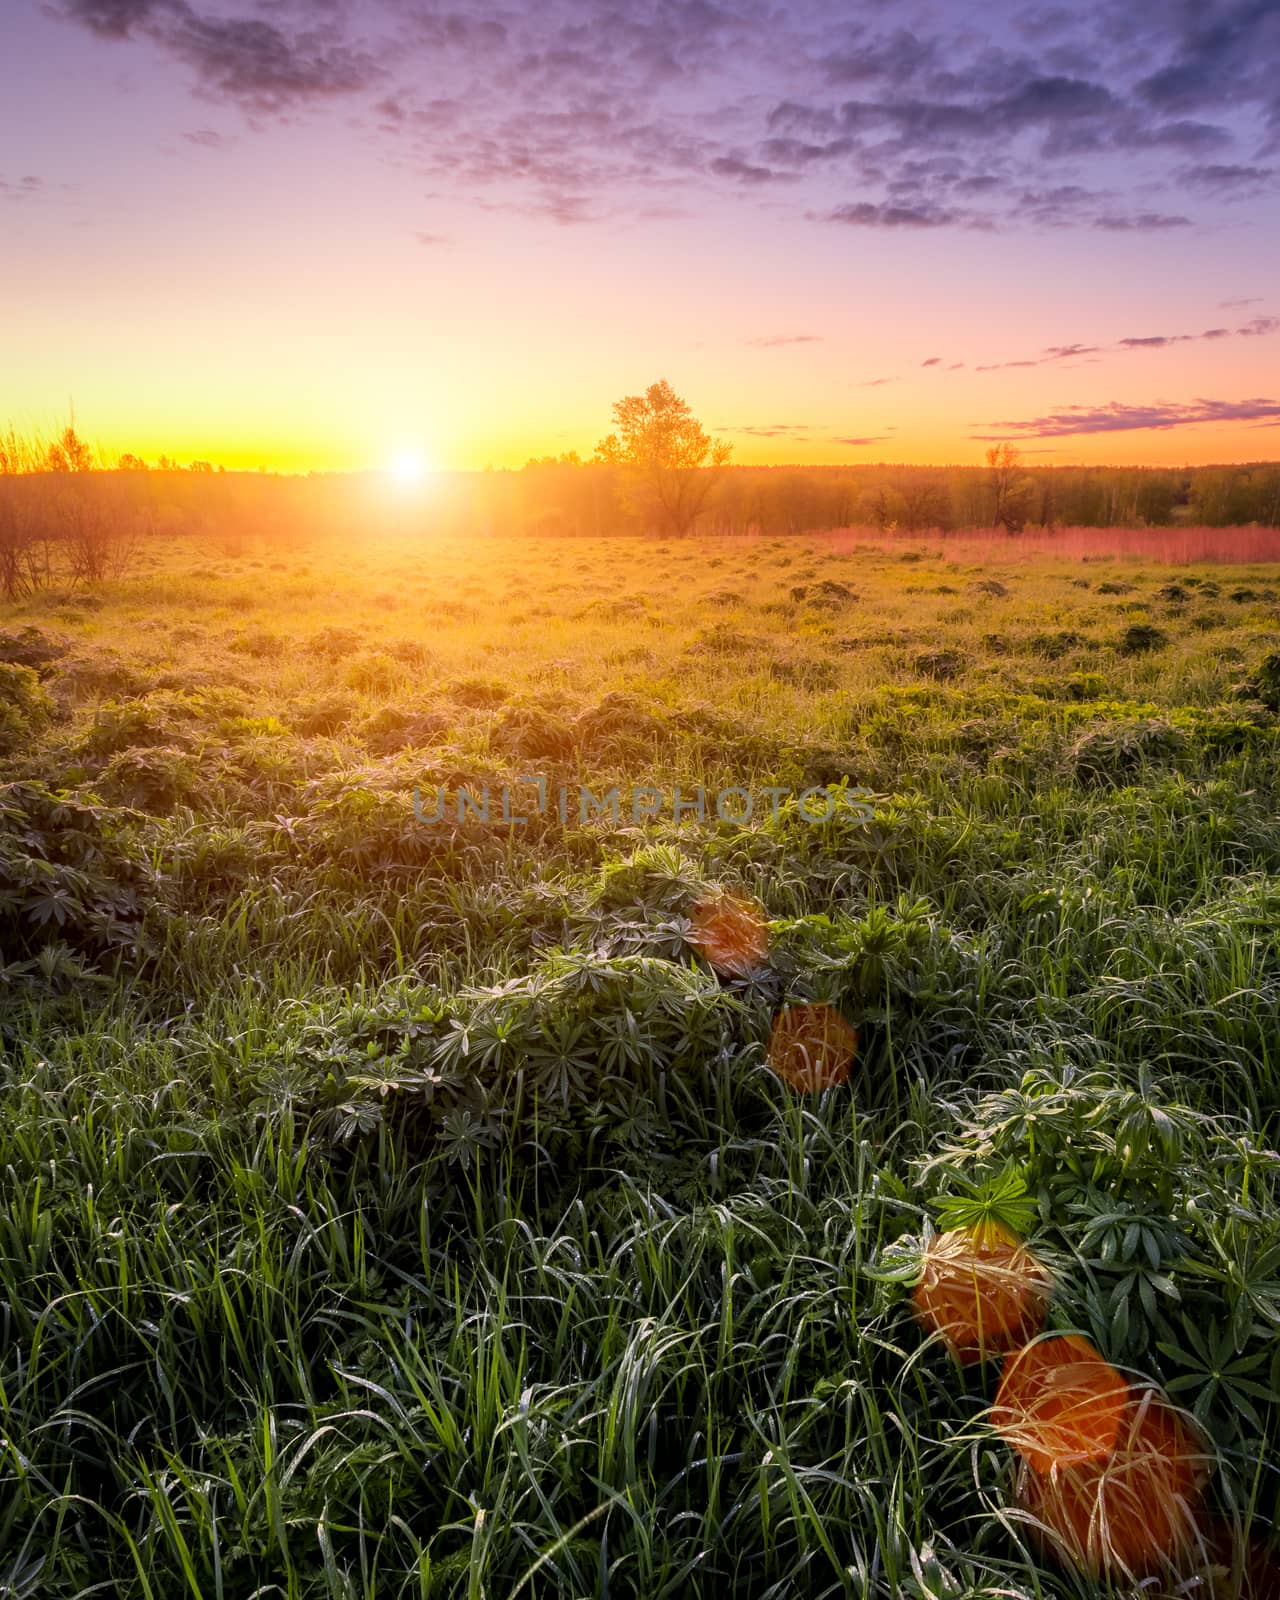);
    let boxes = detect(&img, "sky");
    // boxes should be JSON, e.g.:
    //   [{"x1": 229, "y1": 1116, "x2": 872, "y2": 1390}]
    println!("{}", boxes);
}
[{"x1": 1, "y1": 0, "x2": 1279, "y2": 472}]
